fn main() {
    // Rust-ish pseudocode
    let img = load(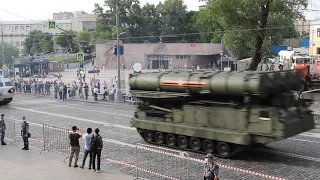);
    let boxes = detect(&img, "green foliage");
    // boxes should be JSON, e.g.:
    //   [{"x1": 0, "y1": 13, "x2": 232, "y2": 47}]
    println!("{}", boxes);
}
[
  {"x1": 48, "y1": 56, "x2": 78, "y2": 63},
  {"x1": 24, "y1": 30, "x2": 53, "y2": 55},
  {"x1": 93, "y1": 0, "x2": 201, "y2": 43},
  {"x1": 198, "y1": 0, "x2": 307, "y2": 70},
  {"x1": 0, "y1": 43, "x2": 19, "y2": 67},
  {"x1": 78, "y1": 31, "x2": 95, "y2": 53},
  {"x1": 54, "y1": 30, "x2": 79, "y2": 53}
]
